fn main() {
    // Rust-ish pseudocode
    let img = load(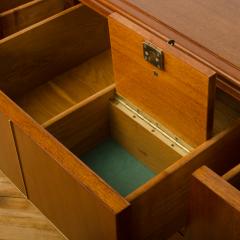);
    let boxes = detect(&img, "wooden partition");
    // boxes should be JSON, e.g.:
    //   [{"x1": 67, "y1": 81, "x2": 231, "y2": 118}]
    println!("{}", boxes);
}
[
  {"x1": 46, "y1": 85, "x2": 114, "y2": 154},
  {"x1": 125, "y1": 121, "x2": 240, "y2": 239},
  {"x1": 17, "y1": 50, "x2": 113, "y2": 125},
  {"x1": 109, "y1": 100, "x2": 182, "y2": 173},
  {"x1": 185, "y1": 166, "x2": 240, "y2": 240},
  {"x1": 0, "y1": 4, "x2": 109, "y2": 98},
  {"x1": 0, "y1": 0, "x2": 76, "y2": 38},
  {"x1": 0, "y1": 87, "x2": 131, "y2": 240},
  {"x1": 0, "y1": 0, "x2": 31, "y2": 13},
  {"x1": 109, "y1": 13, "x2": 216, "y2": 147},
  {"x1": 223, "y1": 163, "x2": 240, "y2": 189},
  {"x1": 0, "y1": 2, "x2": 240, "y2": 240}
]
